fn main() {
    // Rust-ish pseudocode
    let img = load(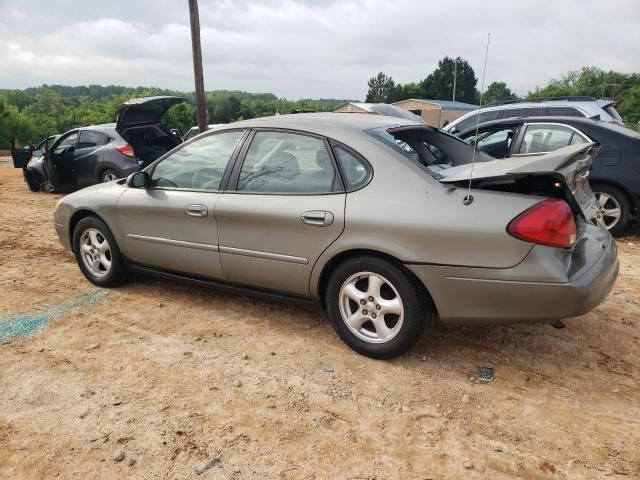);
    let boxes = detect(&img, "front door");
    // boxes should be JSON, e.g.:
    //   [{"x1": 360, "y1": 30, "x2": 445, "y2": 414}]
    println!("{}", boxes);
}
[
  {"x1": 117, "y1": 129, "x2": 246, "y2": 279},
  {"x1": 11, "y1": 138, "x2": 34, "y2": 169},
  {"x1": 44, "y1": 131, "x2": 79, "y2": 187},
  {"x1": 216, "y1": 130, "x2": 346, "y2": 296}
]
